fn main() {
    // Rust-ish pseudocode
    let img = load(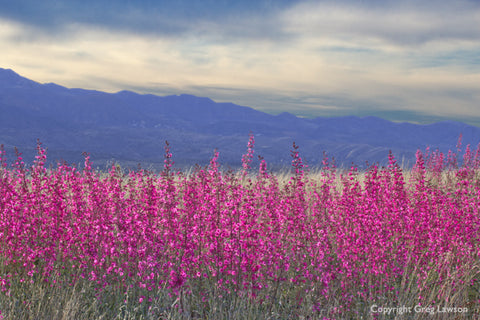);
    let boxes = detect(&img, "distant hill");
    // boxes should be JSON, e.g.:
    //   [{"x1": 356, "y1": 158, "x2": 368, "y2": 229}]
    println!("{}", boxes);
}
[{"x1": 1, "y1": 67, "x2": 480, "y2": 170}]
